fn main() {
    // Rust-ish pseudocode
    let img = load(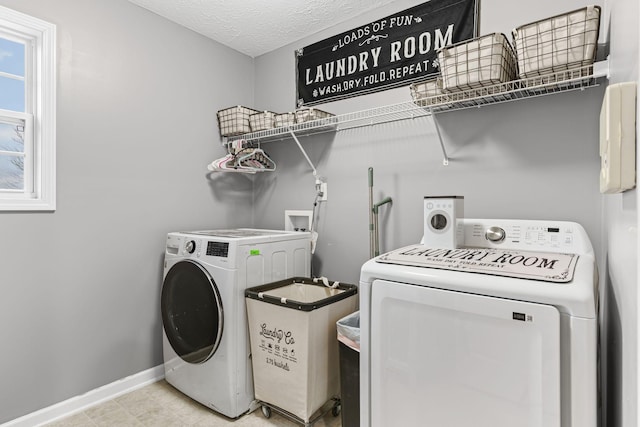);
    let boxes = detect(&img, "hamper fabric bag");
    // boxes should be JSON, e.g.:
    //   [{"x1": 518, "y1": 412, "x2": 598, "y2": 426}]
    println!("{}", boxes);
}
[{"x1": 245, "y1": 277, "x2": 357, "y2": 423}]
